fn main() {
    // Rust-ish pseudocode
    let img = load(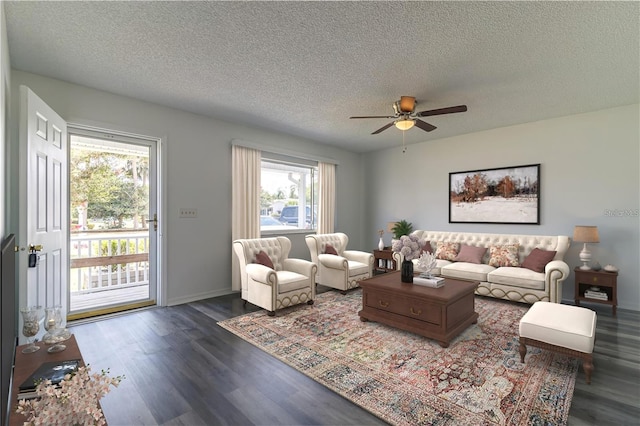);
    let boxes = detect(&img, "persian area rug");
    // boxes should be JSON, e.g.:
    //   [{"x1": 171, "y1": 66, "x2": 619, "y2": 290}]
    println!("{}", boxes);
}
[{"x1": 218, "y1": 290, "x2": 577, "y2": 426}]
